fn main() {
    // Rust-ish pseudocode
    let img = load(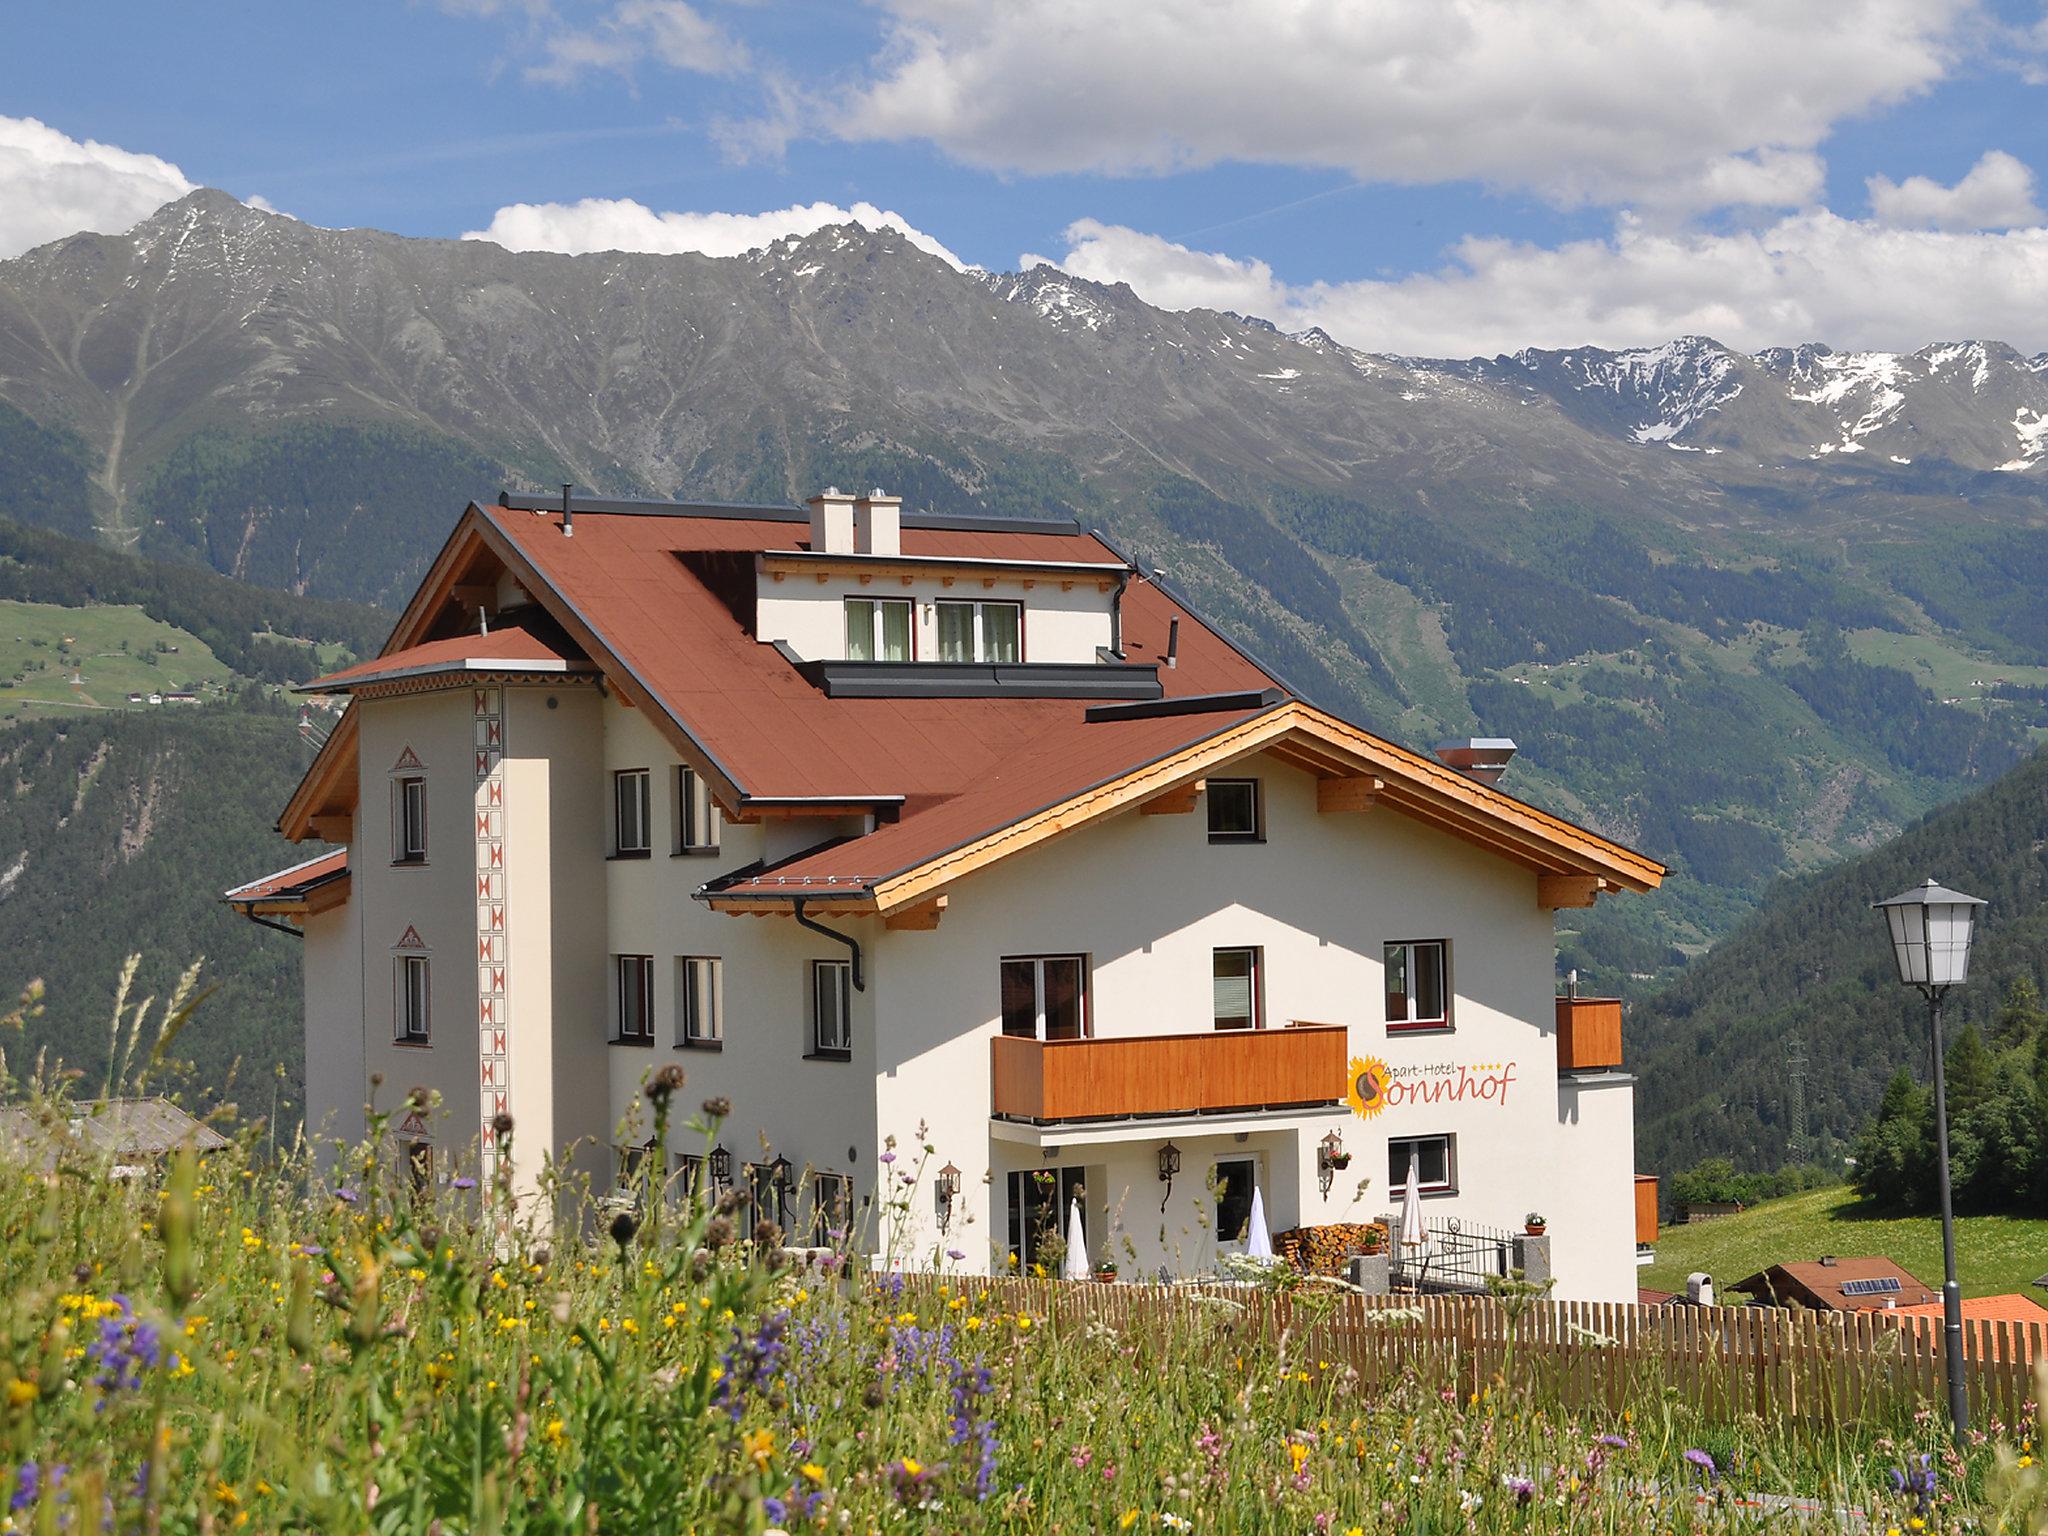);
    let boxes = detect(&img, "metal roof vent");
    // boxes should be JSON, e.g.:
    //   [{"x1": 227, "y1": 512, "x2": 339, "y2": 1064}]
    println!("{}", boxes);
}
[{"x1": 1434, "y1": 737, "x2": 1516, "y2": 785}]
